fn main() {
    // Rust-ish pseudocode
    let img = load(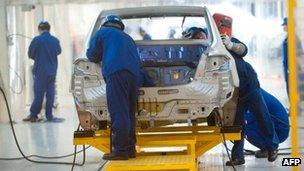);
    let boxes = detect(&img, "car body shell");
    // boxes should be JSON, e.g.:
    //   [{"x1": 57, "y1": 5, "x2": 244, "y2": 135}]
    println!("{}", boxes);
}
[{"x1": 70, "y1": 6, "x2": 239, "y2": 130}]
